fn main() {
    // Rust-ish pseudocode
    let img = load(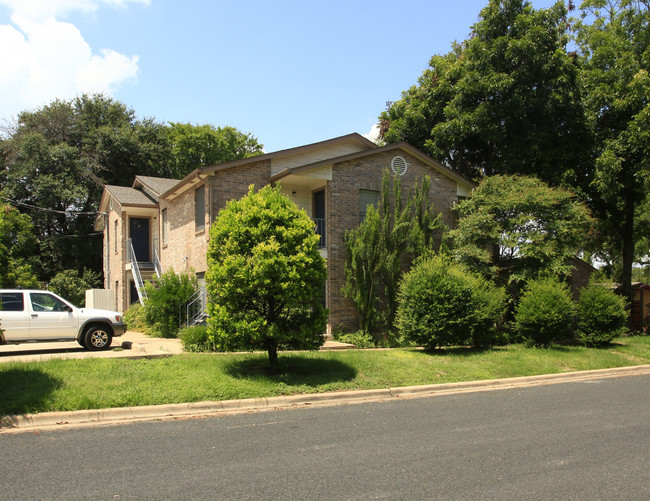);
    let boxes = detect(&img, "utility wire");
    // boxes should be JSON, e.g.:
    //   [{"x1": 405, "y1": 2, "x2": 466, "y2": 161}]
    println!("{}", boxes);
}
[{"x1": 0, "y1": 195, "x2": 107, "y2": 216}]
